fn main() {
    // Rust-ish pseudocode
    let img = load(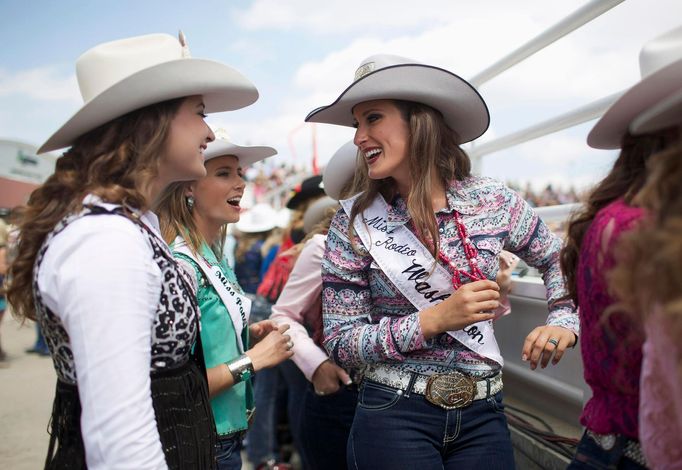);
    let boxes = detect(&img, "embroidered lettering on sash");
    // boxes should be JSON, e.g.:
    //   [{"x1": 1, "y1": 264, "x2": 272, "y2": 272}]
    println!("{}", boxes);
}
[{"x1": 340, "y1": 194, "x2": 503, "y2": 366}]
